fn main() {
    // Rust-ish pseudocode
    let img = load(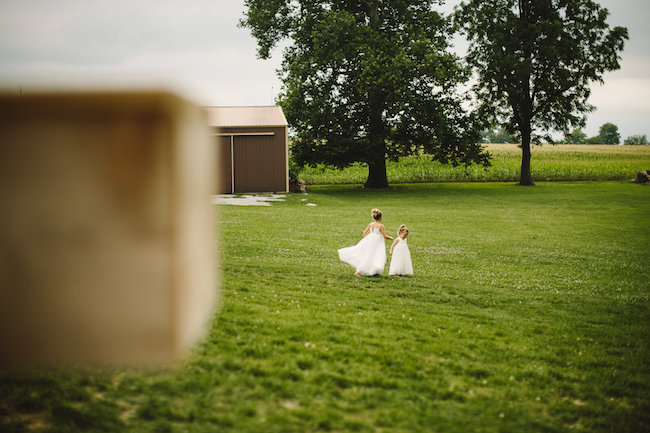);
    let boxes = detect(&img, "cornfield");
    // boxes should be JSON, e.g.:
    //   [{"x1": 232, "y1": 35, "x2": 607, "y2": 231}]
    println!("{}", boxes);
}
[{"x1": 296, "y1": 144, "x2": 650, "y2": 184}]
